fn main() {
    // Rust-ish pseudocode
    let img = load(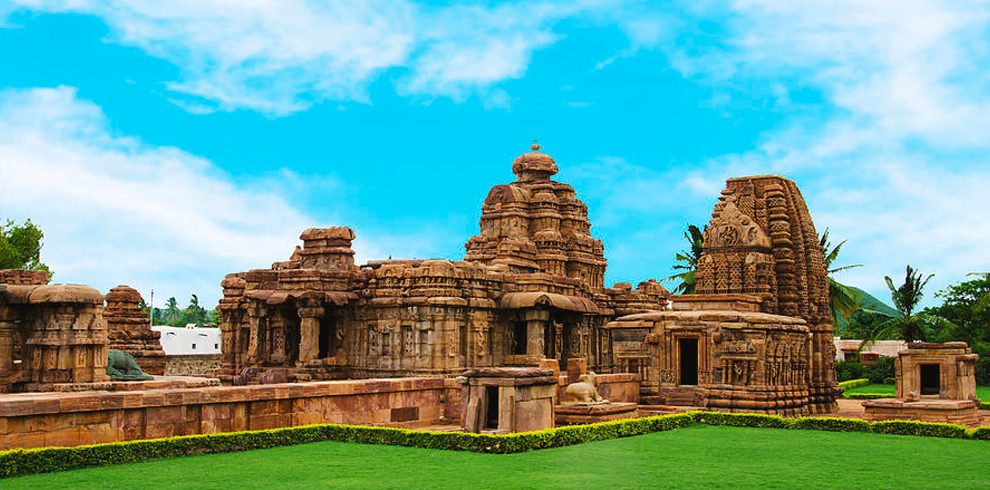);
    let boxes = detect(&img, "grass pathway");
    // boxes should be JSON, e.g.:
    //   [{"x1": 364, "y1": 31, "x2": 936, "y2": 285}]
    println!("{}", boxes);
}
[{"x1": 5, "y1": 425, "x2": 989, "y2": 489}]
